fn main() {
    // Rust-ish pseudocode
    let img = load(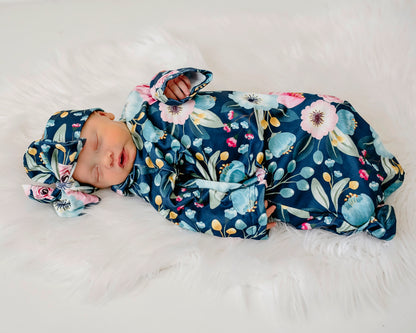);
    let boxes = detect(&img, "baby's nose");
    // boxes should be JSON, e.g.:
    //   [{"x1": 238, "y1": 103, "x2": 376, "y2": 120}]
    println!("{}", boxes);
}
[{"x1": 104, "y1": 151, "x2": 114, "y2": 168}]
